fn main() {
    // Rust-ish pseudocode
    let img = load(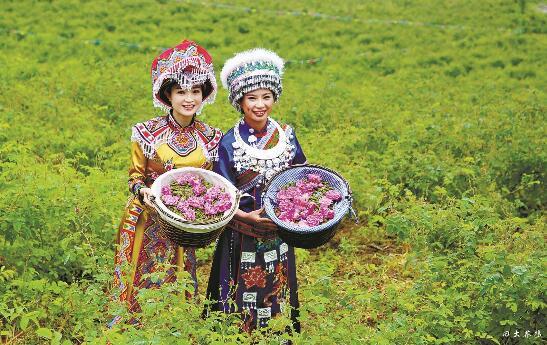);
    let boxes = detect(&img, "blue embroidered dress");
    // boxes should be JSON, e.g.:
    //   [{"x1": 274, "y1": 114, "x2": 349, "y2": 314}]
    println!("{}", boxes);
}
[{"x1": 205, "y1": 118, "x2": 306, "y2": 332}]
